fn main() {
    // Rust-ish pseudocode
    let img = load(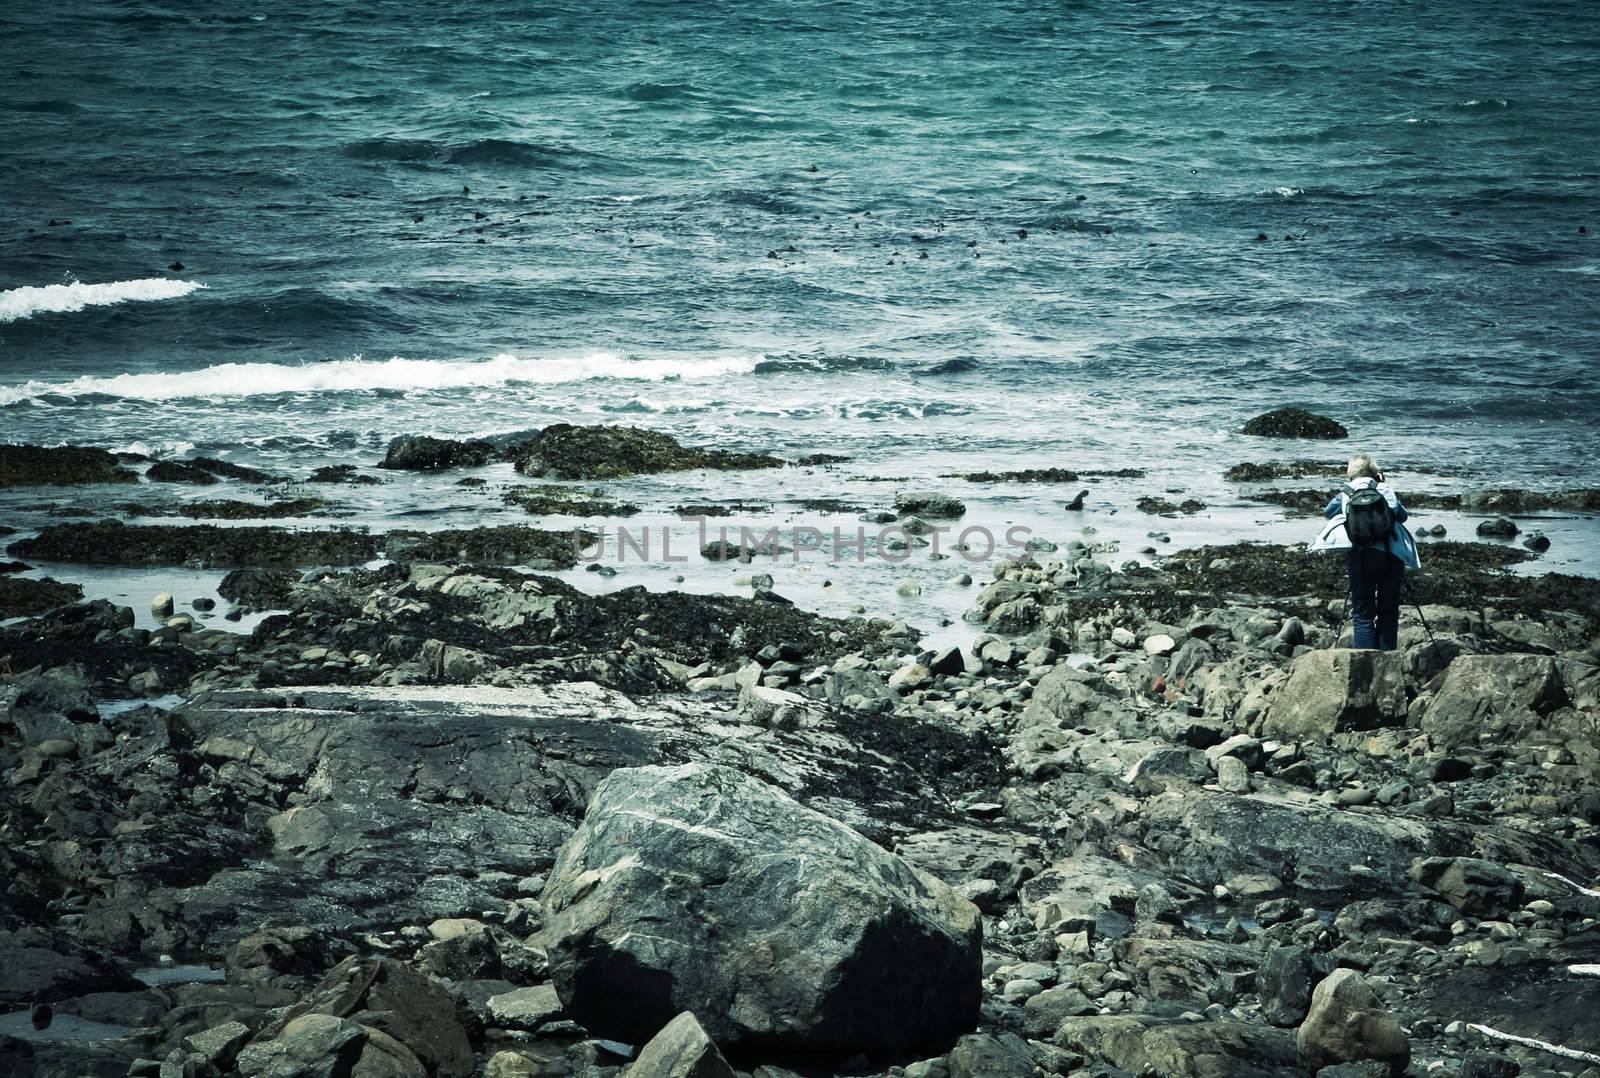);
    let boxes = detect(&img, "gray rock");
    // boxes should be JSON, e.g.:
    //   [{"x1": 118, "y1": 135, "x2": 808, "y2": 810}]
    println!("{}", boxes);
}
[
  {"x1": 541, "y1": 763, "x2": 981, "y2": 1055},
  {"x1": 418, "y1": 922, "x2": 503, "y2": 981},
  {"x1": 1055, "y1": 1015, "x2": 1298, "y2": 1077},
  {"x1": 1216, "y1": 755, "x2": 1251, "y2": 793},
  {"x1": 253, "y1": 957, "x2": 473, "y2": 1078},
  {"x1": 946, "y1": 1032, "x2": 1039, "y2": 1077},
  {"x1": 236, "y1": 1013, "x2": 367, "y2": 1078},
  {"x1": 1257, "y1": 944, "x2": 1314, "y2": 1027},
  {"x1": 627, "y1": 1012, "x2": 736, "y2": 1078},
  {"x1": 1409, "y1": 857, "x2": 1524, "y2": 918},
  {"x1": 182, "y1": 1021, "x2": 251, "y2": 1069},
  {"x1": 1263, "y1": 650, "x2": 1406, "y2": 740},
  {"x1": 1296, "y1": 969, "x2": 1409, "y2": 1076},
  {"x1": 486, "y1": 985, "x2": 563, "y2": 1031},
  {"x1": 1459, "y1": 1051, "x2": 1521, "y2": 1078}
]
